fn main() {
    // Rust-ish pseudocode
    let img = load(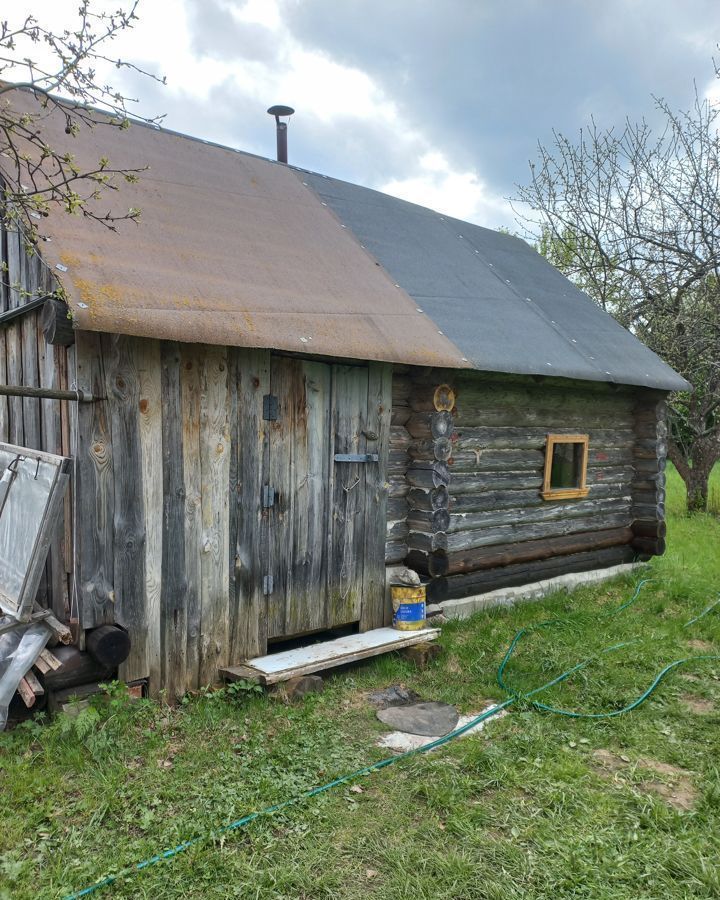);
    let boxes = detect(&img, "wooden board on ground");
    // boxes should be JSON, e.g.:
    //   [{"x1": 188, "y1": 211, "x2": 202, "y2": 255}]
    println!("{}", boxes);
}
[{"x1": 220, "y1": 626, "x2": 440, "y2": 685}]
